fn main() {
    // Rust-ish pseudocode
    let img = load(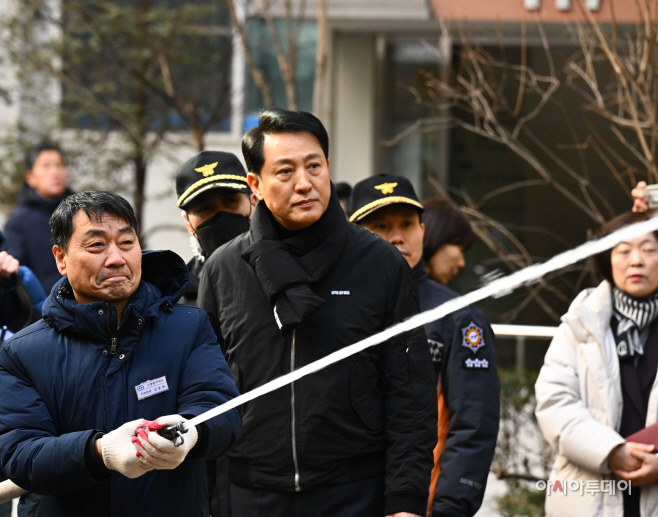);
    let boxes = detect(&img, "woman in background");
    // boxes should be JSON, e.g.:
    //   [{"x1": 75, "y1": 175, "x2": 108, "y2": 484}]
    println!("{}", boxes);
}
[
  {"x1": 535, "y1": 211, "x2": 658, "y2": 517},
  {"x1": 422, "y1": 198, "x2": 475, "y2": 285}
]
